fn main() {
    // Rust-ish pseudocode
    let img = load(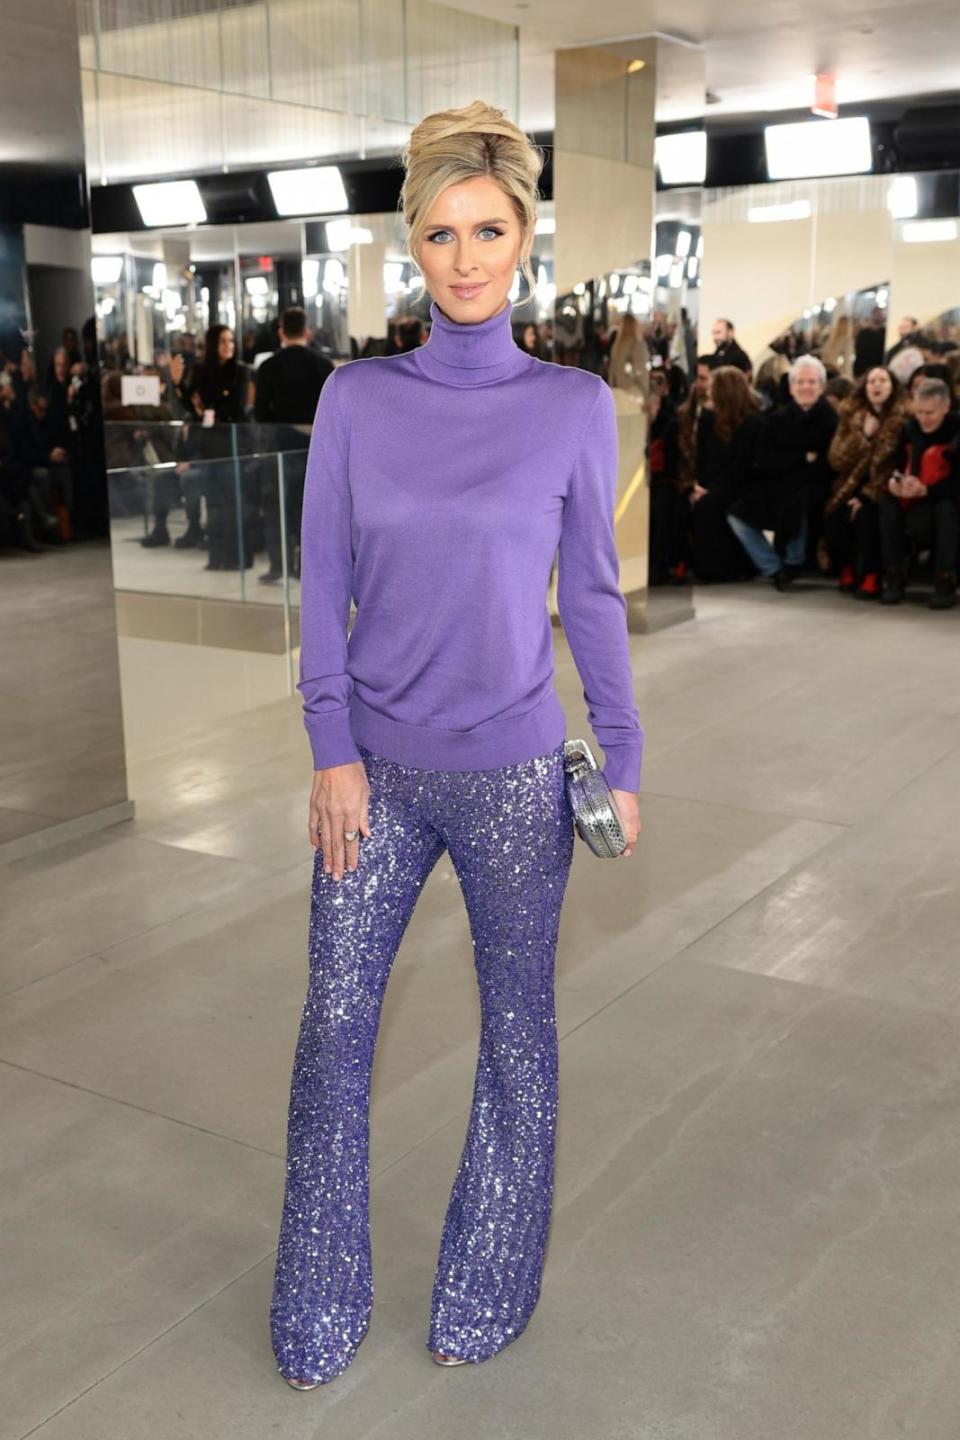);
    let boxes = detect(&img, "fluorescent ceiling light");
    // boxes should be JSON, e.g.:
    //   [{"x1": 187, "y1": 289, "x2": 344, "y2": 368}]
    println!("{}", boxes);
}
[
  {"x1": 654, "y1": 253, "x2": 674, "y2": 277},
  {"x1": 675, "y1": 229, "x2": 692, "y2": 257},
  {"x1": 244, "y1": 275, "x2": 269, "y2": 295},
  {"x1": 325, "y1": 218, "x2": 373, "y2": 250},
  {"x1": 91, "y1": 255, "x2": 124, "y2": 285},
  {"x1": 764, "y1": 117, "x2": 872, "y2": 180},
  {"x1": 747, "y1": 200, "x2": 812, "y2": 224},
  {"x1": 902, "y1": 219, "x2": 959, "y2": 243},
  {"x1": 655, "y1": 131, "x2": 707, "y2": 185},
  {"x1": 668, "y1": 260, "x2": 684, "y2": 288},
  {"x1": 535, "y1": 216, "x2": 556, "y2": 235},
  {"x1": 268, "y1": 166, "x2": 348, "y2": 217},
  {"x1": 888, "y1": 175, "x2": 918, "y2": 219},
  {"x1": 133, "y1": 180, "x2": 206, "y2": 227},
  {"x1": 687, "y1": 256, "x2": 698, "y2": 280}
]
